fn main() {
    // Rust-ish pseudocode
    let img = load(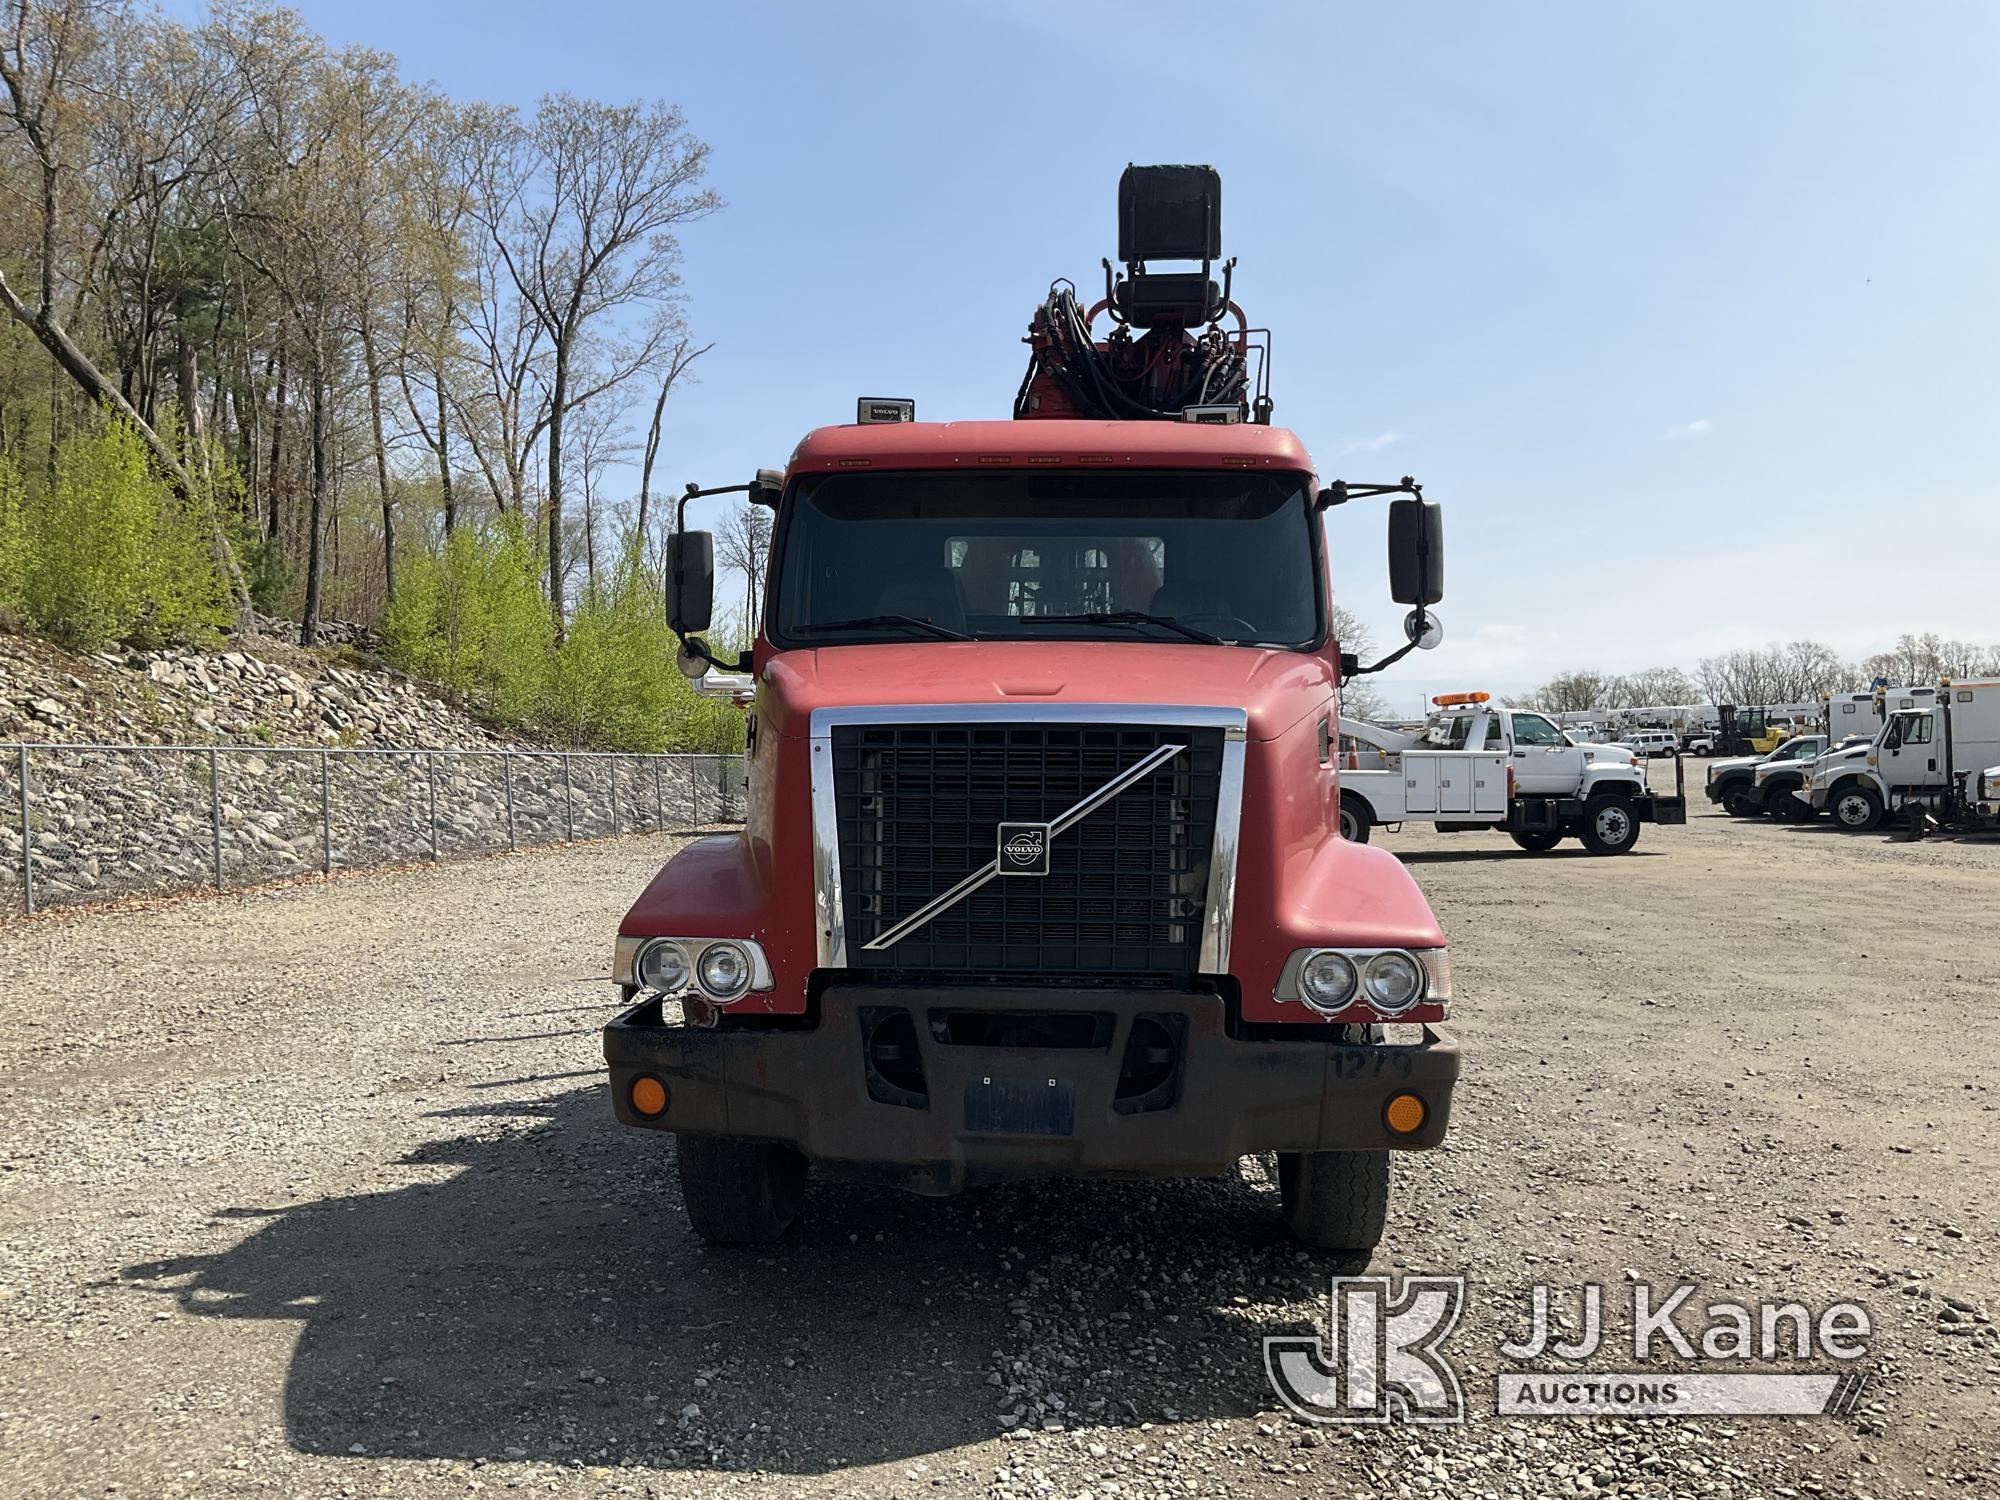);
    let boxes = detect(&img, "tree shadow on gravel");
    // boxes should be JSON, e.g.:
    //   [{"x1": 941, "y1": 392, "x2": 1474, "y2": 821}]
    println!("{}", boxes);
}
[{"x1": 119, "y1": 1086, "x2": 1345, "y2": 1477}]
